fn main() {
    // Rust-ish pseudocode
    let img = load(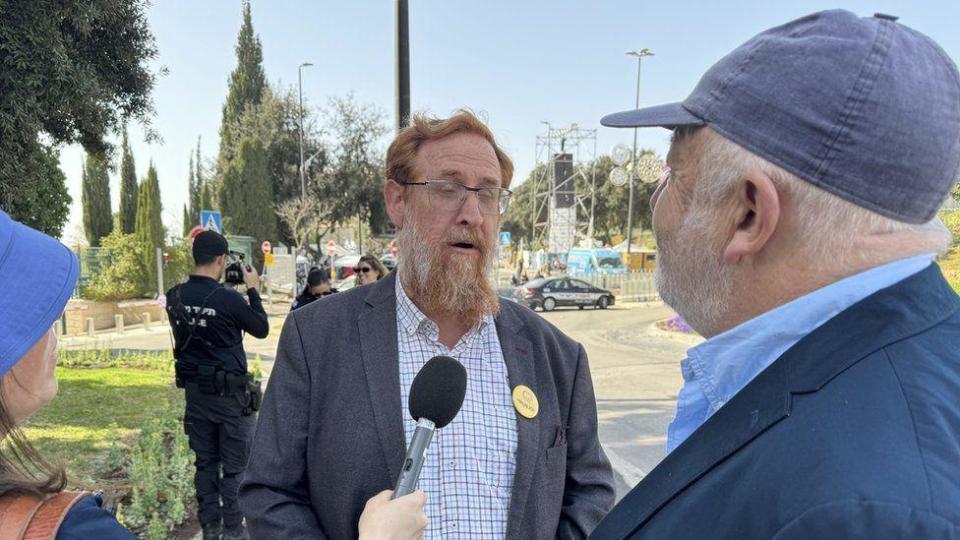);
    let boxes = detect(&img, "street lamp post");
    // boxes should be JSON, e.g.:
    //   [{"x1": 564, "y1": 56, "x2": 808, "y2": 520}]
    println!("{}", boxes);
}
[
  {"x1": 625, "y1": 48, "x2": 653, "y2": 258},
  {"x1": 298, "y1": 62, "x2": 314, "y2": 199}
]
